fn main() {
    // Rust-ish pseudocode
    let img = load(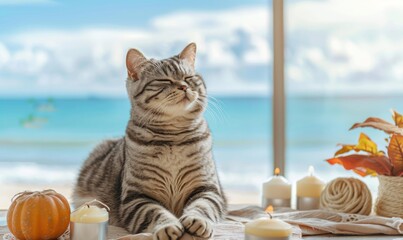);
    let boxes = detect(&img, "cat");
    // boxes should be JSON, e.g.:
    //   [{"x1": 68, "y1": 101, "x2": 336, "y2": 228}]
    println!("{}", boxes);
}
[{"x1": 72, "y1": 42, "x2": 227, "y2": 240}]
